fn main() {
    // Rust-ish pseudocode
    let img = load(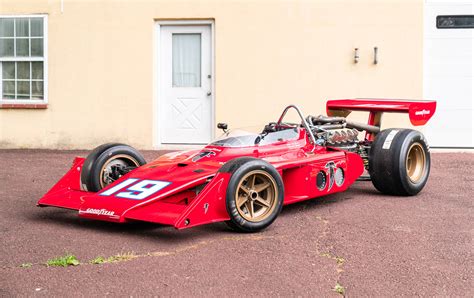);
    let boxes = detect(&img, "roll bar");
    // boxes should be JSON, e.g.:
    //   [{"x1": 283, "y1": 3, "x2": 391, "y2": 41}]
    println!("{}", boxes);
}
[{"x1": 277, "y1": 105, "x2": 317, "y2": 145}]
